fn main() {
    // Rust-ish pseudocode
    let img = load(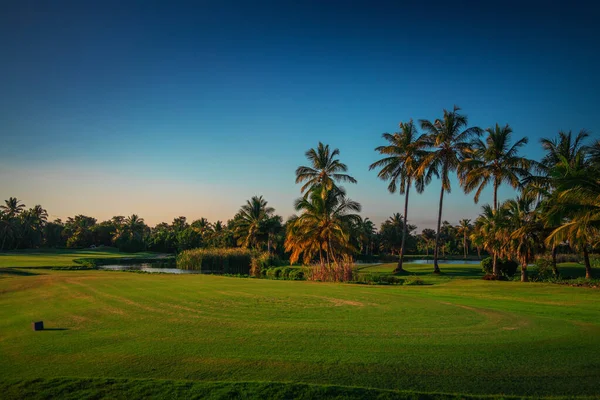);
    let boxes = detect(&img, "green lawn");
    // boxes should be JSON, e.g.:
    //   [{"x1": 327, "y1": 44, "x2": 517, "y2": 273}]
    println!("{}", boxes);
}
[
  {"x1": 0, "y1": 248, "x2": 163, "y2": 268},
  {"x1": 1, "y1": 261, "x2": 599, "y2": 399}
]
